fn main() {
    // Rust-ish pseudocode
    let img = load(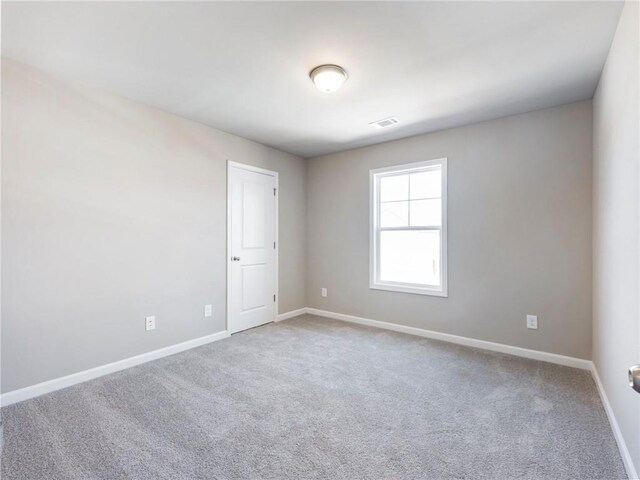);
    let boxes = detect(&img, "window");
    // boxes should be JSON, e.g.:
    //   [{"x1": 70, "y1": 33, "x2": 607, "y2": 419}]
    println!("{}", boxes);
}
[{"x1": 370, "y1": 158, "x2": 447, "y2": 297}]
